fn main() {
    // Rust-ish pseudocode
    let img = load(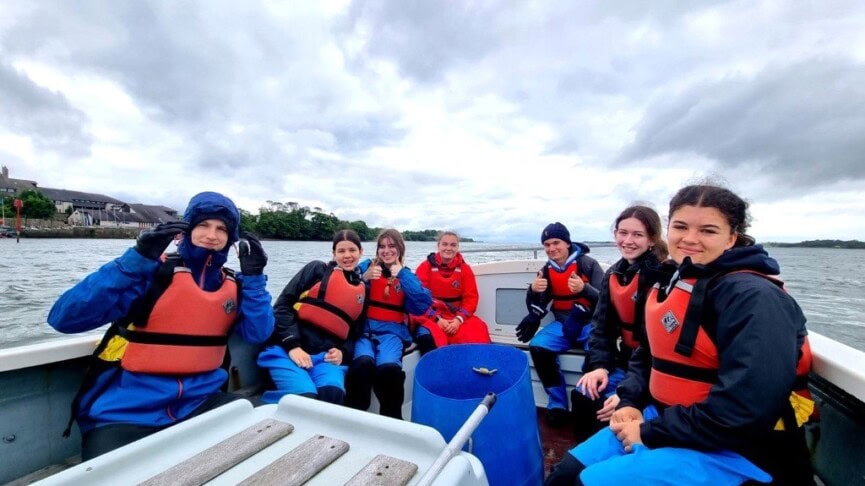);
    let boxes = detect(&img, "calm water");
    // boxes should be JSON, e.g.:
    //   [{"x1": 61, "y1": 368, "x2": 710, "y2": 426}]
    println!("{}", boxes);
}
[{"x1": 1, "y1": 239, "x2": 863, "y2": 352}]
